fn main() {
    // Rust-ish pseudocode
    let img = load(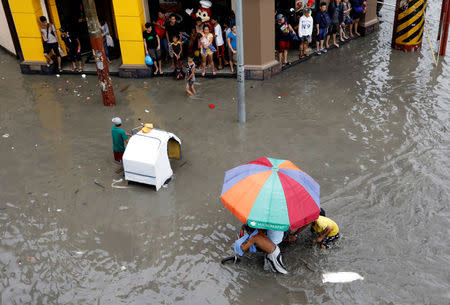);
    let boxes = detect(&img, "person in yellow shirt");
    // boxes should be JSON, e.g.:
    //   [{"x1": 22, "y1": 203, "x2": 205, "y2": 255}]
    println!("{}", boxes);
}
[{"x1": 311, "y1": 216, "x2": 340, "y2": 249}]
